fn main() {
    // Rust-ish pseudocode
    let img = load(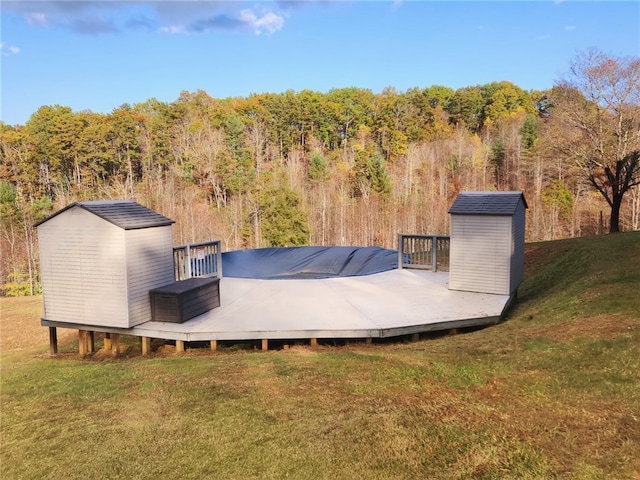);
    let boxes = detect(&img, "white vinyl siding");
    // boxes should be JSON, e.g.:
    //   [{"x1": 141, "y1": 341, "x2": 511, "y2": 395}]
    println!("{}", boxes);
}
[
  {"x1": 125, "y1": 226, "x2": 174, "y2": 326},
  {"x1": 40, "y1": 207, "x2": 128, "y2": 327},
  {"x1": 449, "y1": 215, "x2": 513, "y2": 295}
]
